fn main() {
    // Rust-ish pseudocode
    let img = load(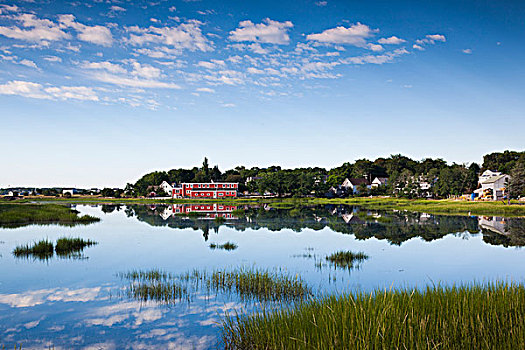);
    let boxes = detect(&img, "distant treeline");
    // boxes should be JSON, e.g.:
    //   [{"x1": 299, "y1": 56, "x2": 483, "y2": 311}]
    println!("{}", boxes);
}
[{"x1": 127, "y1": 150, "x2": 525, "y2": 199}]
